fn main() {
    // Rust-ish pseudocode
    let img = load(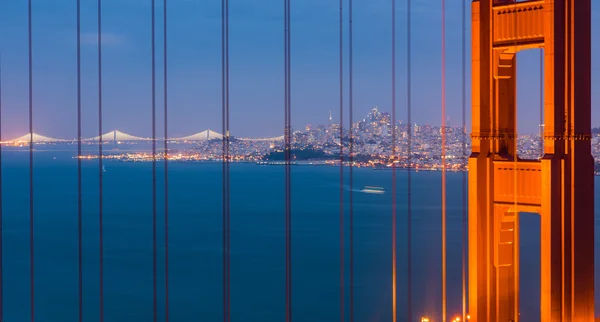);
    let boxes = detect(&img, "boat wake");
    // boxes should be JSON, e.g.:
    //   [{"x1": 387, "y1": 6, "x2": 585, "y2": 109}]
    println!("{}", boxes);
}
[
  {"x1": 342, "y1": 185, "x2": 385, "y2": 194},
  {"x1": 361, "y1": 186, "x2": 385, "y2": 194}
]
